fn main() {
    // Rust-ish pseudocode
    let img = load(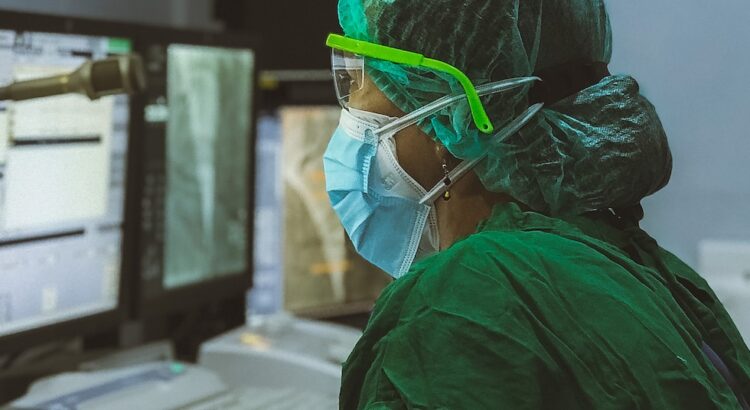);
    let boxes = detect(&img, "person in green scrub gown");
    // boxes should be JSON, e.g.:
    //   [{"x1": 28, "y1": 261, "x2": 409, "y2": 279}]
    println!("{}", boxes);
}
[{"x1": 325, "y1": 0, "x2": 750, "y2": 408}]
